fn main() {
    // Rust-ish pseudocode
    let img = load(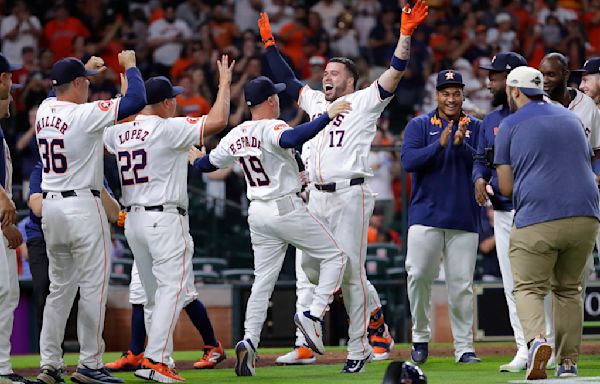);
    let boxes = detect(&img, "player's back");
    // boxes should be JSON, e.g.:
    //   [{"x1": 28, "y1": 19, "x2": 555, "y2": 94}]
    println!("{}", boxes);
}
[
  {"x1": 105, "y1": 114, "x2": 205, "y2": 209},
  {"x1": 298, "y1": 82, "x2": 392, "y2": 183},
  {"x1": 35, "y1": 97, "x2": 119, "y2": 191},
  {"x1": 210, "y1": 119, "x2": 301, "y2": 201}
]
